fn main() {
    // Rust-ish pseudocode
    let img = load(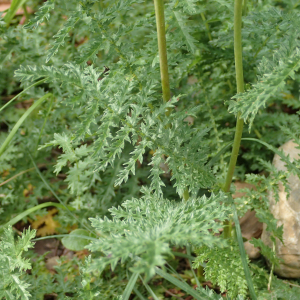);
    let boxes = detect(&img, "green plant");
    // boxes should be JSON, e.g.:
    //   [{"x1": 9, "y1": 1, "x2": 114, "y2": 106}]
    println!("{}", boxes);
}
[
  {"x1": 2, "y1": 0, "x2": 300, "y2": 299},
  {"x1": 0, "y1": 226, "x2": 36, "y2": 299}
]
